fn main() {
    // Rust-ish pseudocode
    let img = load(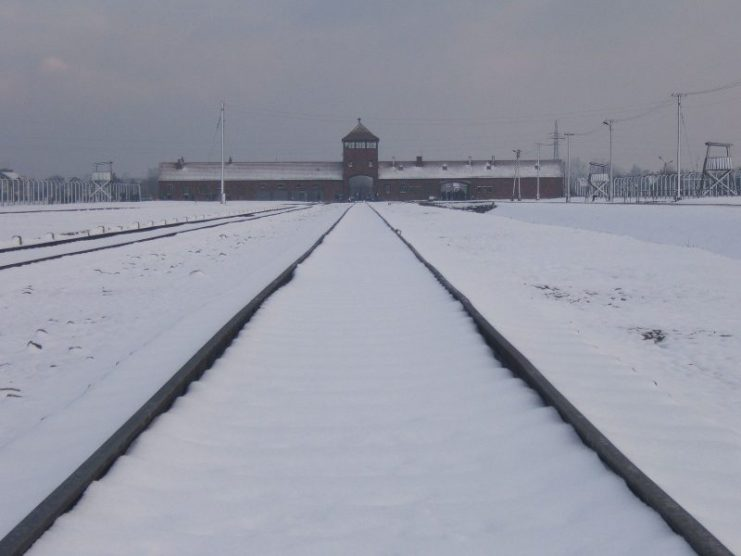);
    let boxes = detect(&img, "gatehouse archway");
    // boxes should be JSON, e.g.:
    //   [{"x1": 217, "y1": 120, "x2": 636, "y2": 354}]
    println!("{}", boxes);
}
[{"x1": 349, "y1": 175, "x2": 374, "y2": 201}]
